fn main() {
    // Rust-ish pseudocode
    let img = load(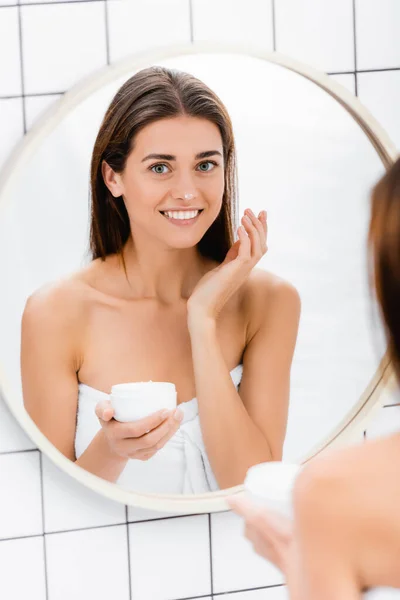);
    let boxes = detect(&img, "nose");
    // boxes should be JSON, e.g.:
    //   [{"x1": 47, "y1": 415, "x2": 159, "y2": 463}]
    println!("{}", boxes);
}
[{"x1": 170, "y1": 170, "x2": 198, "y2": 203}]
